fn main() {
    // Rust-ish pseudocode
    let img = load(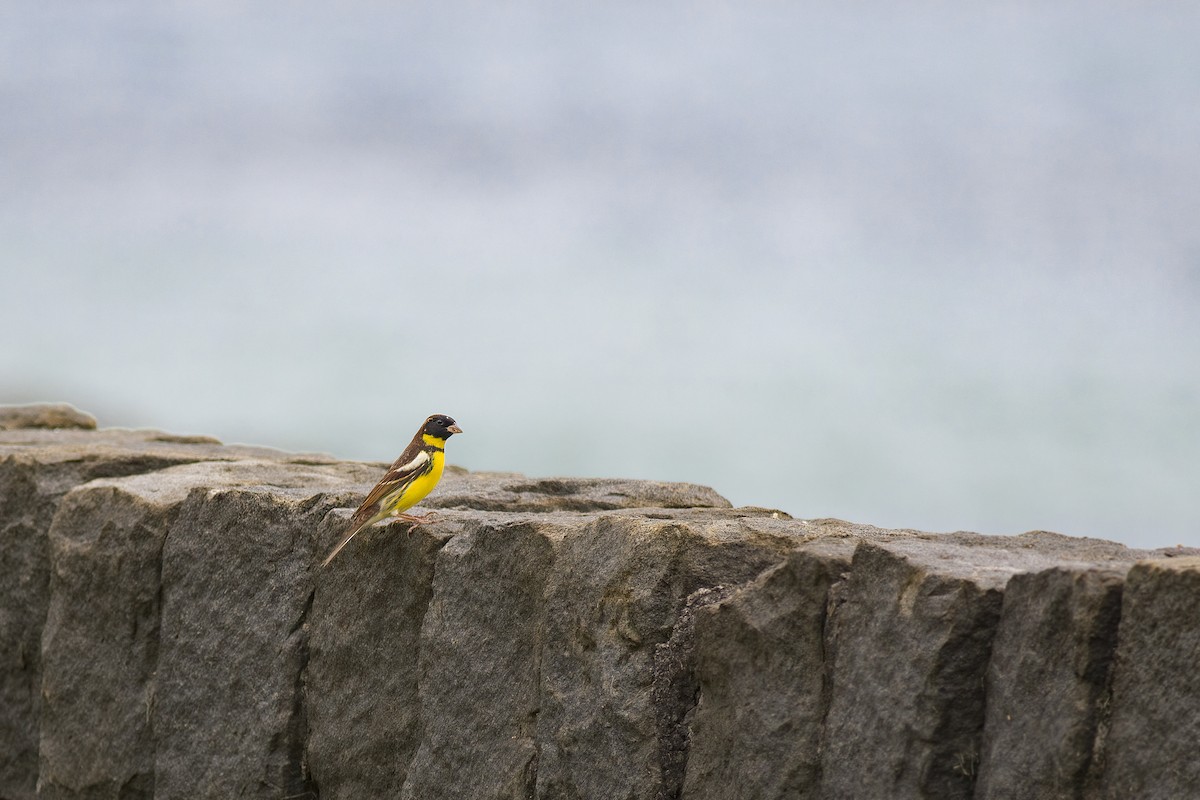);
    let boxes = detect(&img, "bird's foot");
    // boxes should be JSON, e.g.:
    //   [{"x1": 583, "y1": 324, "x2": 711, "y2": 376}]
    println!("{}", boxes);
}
[{"x1": 397, "y1": 511, "x2": 439, "y2": 535}]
